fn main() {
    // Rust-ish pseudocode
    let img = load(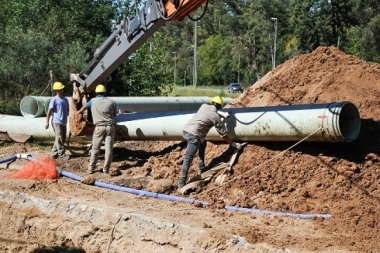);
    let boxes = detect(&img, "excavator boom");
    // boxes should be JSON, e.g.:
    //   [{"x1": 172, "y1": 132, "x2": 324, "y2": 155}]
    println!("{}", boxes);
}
[
  {"x1": 69, "y1": 0, "x2": 208, "y2": 137},
  {"x1": 71, "y1": 0, "x2": 207, "y2": 94}
]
